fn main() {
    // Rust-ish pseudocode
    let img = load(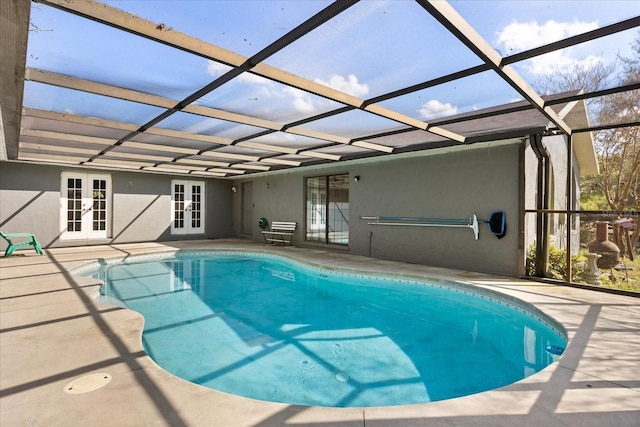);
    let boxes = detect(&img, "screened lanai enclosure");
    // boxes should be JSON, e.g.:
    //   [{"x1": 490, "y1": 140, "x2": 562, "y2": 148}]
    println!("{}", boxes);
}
[{"x1": 1, "y1": 0, "x2": 639, "y2": 291}]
